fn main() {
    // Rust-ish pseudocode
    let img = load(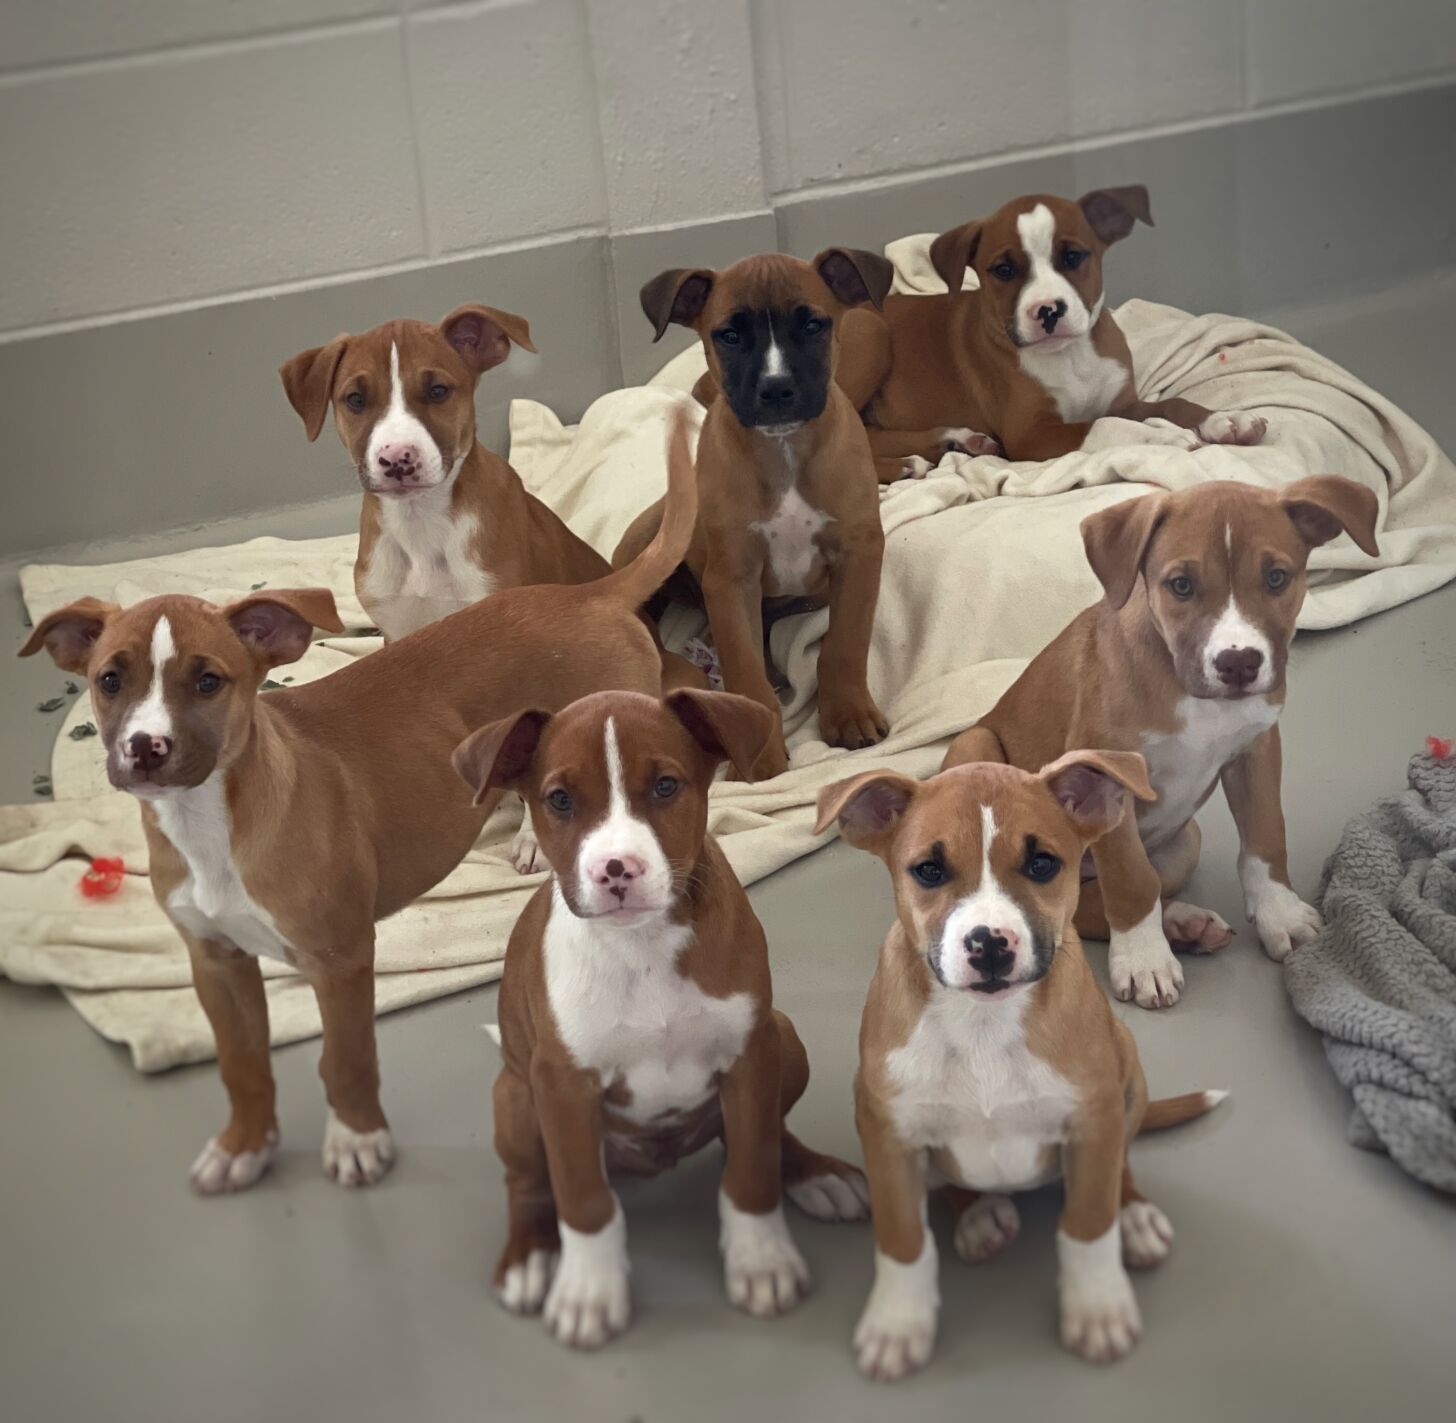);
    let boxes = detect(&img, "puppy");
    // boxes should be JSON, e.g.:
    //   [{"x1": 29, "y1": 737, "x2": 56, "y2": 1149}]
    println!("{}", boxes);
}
[
  {"x1": 816, "y1": 754, "x2": 1225, "y2": 1379},
  {"x1": 614, "y1": 248, "x2": 896, "y2": 778},
  {"x1": 836, "y1": 187, "x2": 1268, "y2": 478},
  {"x1": 943, "y1": 476, "x2": 1380, "y2": 1007},
  {"x1": 456, "y1": 688, "x2": 869, "y2": 1348}
]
